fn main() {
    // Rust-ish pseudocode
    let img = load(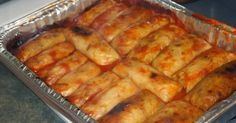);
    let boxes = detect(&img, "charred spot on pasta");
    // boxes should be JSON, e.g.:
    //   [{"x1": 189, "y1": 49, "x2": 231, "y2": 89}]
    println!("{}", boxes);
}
[
  {"x1": 150, "y1": 72, "x2": 158, "y2": 78},
  {"x1": 107, "y1": 102, "x2": 130, "y2": 115},
  {"x1": 72, "y1": 26, "x2": 92, "y2": 36}
]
